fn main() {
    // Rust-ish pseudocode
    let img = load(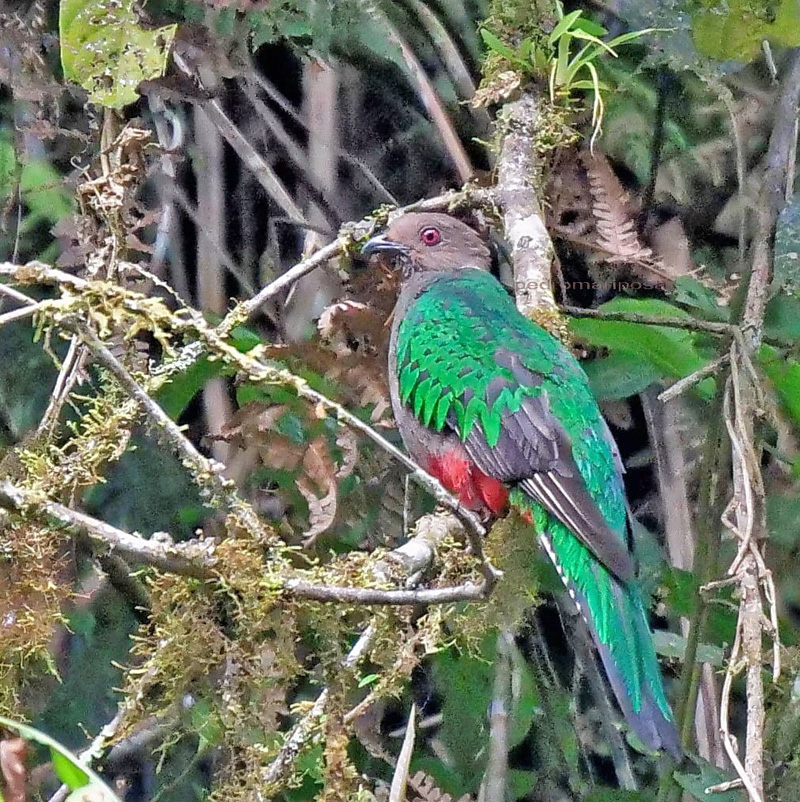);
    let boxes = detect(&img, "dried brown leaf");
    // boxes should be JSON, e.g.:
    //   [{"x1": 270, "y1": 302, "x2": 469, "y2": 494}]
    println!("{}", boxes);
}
[
  {"x1": 218, "y1": 402, "x2": 289, "y2": 446},
  {"x1": 259, "y1": 435, "x2": 305, "y2": 472},
  {"x1": 297, "y1": 478, "x2": 337, "y2": 546},
  {"x1": 335, "y1": 430, "x2": 359, "y2": 480},
  {"x1": 318, "y1": 299, "x2": 390, "y2": 356},
  {"x1": 297, "y1": 438, "x2": 339, "y2": 545},
  {"x1": 302, "y1": 438, "x2": 337, "y2": 492}
]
